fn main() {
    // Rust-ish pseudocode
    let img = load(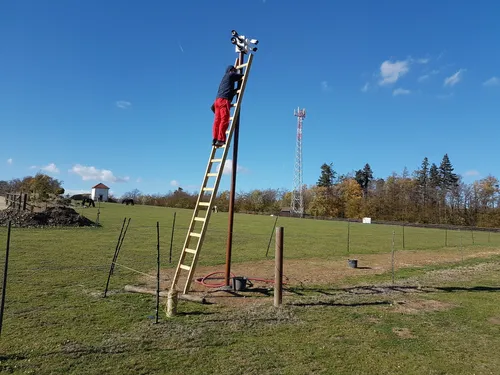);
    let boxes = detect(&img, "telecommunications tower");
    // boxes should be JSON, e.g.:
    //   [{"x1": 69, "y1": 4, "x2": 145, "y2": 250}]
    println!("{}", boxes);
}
[{"x1": 291, "y1": 107, "x2": 306, "y2": 217}]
